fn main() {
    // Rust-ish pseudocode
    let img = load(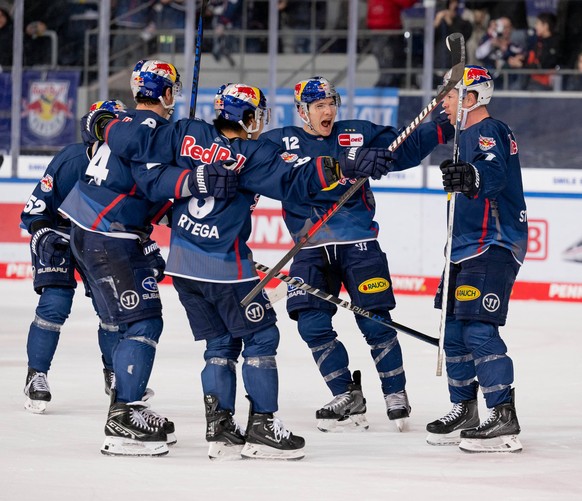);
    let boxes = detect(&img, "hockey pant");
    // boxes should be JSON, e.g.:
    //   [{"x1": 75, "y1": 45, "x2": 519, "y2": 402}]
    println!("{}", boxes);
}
[
  {"x1": 113, "y1": 317, "x2": 163, "y2": 403},
  {"x1": 444, "y1": 317, "x2": 514, "y2": 408},
  {"x1": 201, "y1": 326, "x2": 279, "y2": 415},
  {"x1": 297, "y1": 308, "x2": 406, "y2": 396}
]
